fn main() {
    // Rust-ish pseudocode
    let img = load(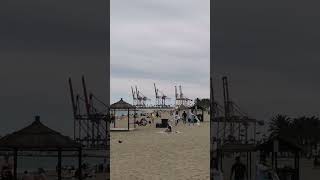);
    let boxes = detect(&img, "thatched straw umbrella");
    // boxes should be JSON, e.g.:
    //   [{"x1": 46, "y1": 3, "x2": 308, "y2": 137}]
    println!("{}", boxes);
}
[
  {"x1": 0, "y1": 116, "x2": 83, "y2": 180},
  {"x1": 110, "y1": 98, "x2": 136, "y2": 130}
]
